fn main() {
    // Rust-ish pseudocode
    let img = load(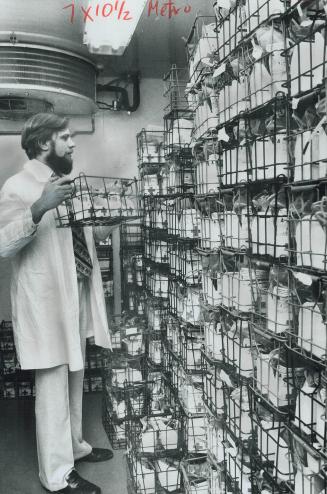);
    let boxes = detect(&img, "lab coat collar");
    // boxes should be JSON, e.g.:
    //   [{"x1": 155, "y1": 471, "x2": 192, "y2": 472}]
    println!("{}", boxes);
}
[{"x1": 24, "y1": 159, "x2": 53, "y2": 183}]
